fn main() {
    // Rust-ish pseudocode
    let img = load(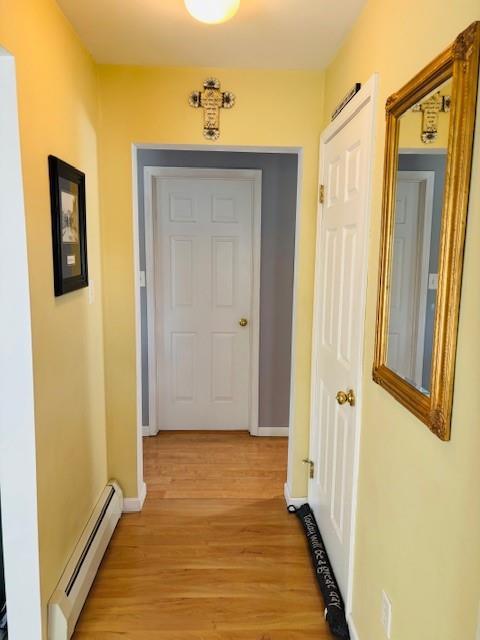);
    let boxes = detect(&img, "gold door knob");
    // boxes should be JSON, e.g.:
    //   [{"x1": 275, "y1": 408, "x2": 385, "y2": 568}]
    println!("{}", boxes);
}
[
  {"x1": 336, "y1": 389, "x2": 356, "y2": 406},
  {"x1": 239, "y1": 318, "x2": 248, "y2": 327}
]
